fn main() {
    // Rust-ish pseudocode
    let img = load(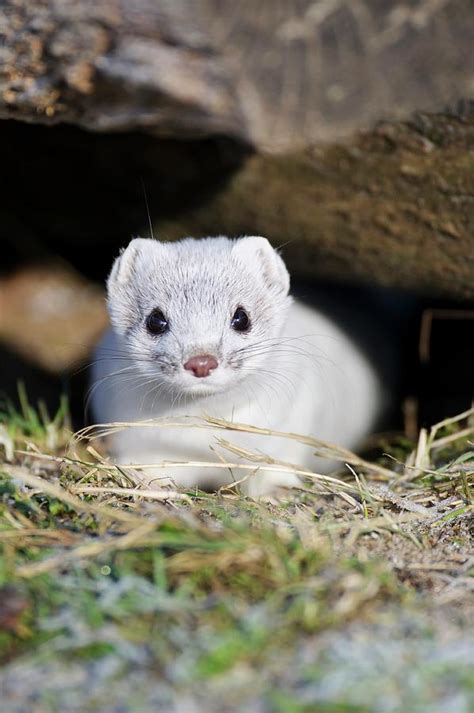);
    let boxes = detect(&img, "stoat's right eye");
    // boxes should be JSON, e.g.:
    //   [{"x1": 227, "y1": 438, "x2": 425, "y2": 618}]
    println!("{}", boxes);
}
[
  {"x1": 231, "y1": 307, "x2": 250, "y2": 332},
  {"x1": 146, "y1": 309, "x2": 169, "y2": 335}
]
